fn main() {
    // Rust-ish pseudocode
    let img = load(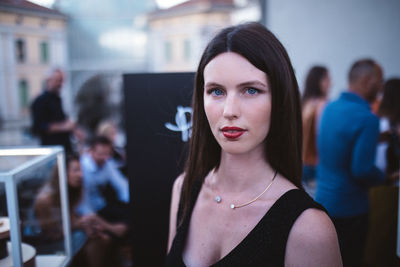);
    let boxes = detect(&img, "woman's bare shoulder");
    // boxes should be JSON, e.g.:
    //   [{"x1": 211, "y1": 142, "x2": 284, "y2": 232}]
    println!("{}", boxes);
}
[
  {"x1": 291, "y1": 208, "x2": 336, "y2": 241},
  {"x1": 285, "y1": 208, "x2": 342, "y2": 266},
  {"x1": 173, "y1": 173, "x2": 184, "y2": 193}
]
